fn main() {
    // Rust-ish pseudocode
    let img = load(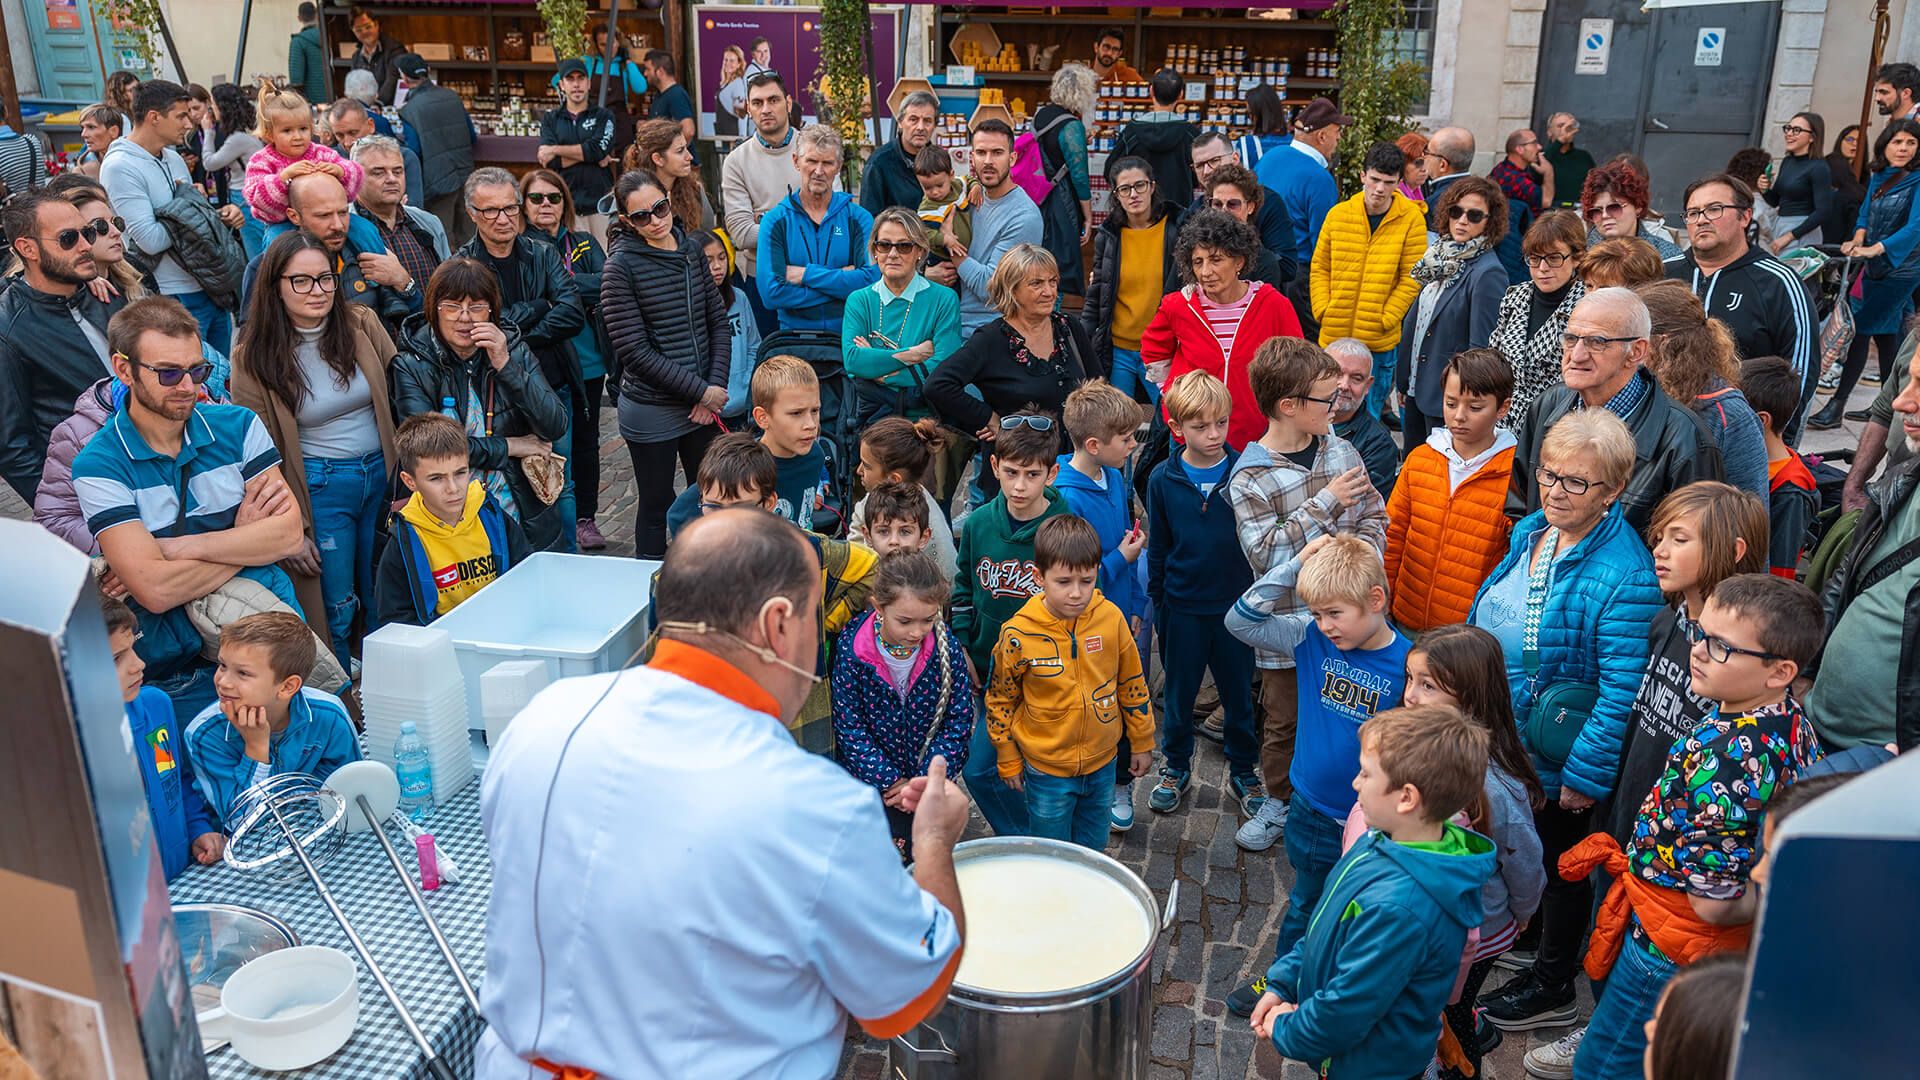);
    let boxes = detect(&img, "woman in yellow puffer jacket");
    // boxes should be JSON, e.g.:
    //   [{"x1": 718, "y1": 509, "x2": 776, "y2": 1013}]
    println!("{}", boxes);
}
[{"x1": 1309, "y1": 142, "x2": 1430, "y2": 417}]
